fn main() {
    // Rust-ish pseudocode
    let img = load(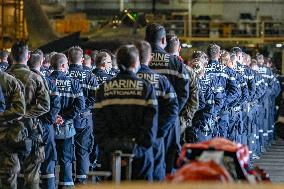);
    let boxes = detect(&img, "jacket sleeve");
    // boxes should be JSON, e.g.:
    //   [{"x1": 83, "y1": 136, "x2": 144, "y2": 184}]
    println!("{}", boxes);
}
[
  {"x1": 40, "y1": 79, "x2": 61, "y2": 124},
  {"x1": 137, "y1": 84, "x2": 158, "y2": 148},
  {"x1": 0, "y1": 77, "x2": 25, "y2": 122},
  {"x1": 199, "y1": 89, "x2": 206, "y2": 110},
  {"x1": 180, "y1": 66, "x2": 199, "y2": 122},
  {"x1": 272, "y1": 75, "x2": 281, "y2": 97},
  {"x1": 174, "y1": 57, "x2": 190, "y2": 112},
  {"x1": 258, "y1": 76, "x2": 268, "y2": 101},
  {"x1": 203, "y1": 87, "x2": 215, "y2": 116},
  {"x1": 25, "y1": 75, "x2": 50, "y2": 118},
  {"x1": 157, "y1": 78, "x2": 179, "y2": 138},
  {"x1": 213, "y1": 89, "x2": 223, "y2": 117},
  {"x1": 224, "y1": 70, "x2": 240, "y2": 108},
  {"x1": 238, "y1": 75, "x2": 249, "y2": 105},
  {"x1": 246, "y1": 69, "x2": 256, "y2": 102},
  {"x1": 93, "y1": 87, "x2": 109, "y2": 146},
  {"x1": 85, "y1": 74, "x2": 99, "y2": 110},
  {"x1": 61, "y1": 80, "x2": 85, "y2": 120}
]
